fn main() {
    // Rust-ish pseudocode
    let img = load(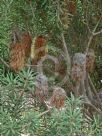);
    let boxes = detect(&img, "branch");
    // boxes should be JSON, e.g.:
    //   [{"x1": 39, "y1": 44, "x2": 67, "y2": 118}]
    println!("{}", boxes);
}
[
  {"x1": 92, "y1": 16, "x2": 102, "y2": 33},
  {"x1": 94, "y1": 29, "x2": 102, "y2": 36},
  {"x1": 83, "y1": 96, "x2": 101, "y2": 114},
  {"x1": 86, "y1": 15, "x2": 102, "y2": 53},
  {"x1": 88, "y1": 74, "x2": 102, "y2": 110},
  {"x1": 84, "y1": 21, "x2": 91, "y2": 34},
  {"x1": 85, "y1": 72, "x2": 93, "y2": 100},
  {"x1": 61, "y1": 33, "x2": 71, "y2": 75},
  {"x1": 83, "y1": 101, "x2": 101, "y2": 114},
  {"x1": 56, "y1": 0, "x2": 71, "y2": 75}
]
